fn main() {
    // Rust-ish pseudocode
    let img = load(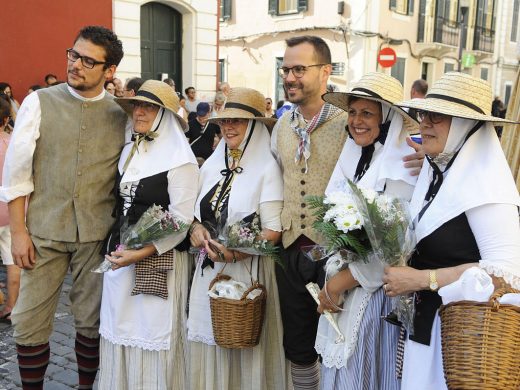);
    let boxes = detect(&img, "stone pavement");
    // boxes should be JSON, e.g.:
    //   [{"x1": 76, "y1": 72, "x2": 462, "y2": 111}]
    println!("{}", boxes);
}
[{"x1": 0, "y1": 265, "x2": 99, "y2": 390}]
